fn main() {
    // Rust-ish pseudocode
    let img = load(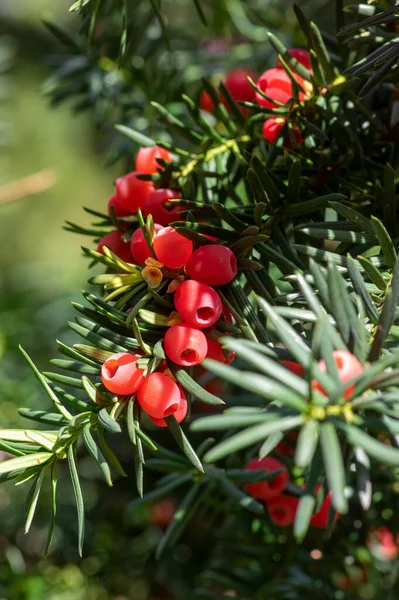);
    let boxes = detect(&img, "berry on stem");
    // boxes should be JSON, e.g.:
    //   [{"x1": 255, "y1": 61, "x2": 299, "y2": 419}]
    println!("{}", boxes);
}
[
  {"x1": 97, "y1": 231, "x2": 133, "y2": 263},
  {"x1": 137, "y1": 372, "x2": 181, "y2": 419},
  {"x1": 143, "y1": 188, "x2": 182, "y2": 226},
  {"x1": 115, "y1": 171, "x2": 154, "y2": 213},
  {"x1": 186, "y1": 245, "x2": 237, "y2": 285},
  {"x1": 255, "y1": 68, "x2": 311, "y2": 109},
  {"x1": 313, "y1": 350, "x2": 363, "y2": 399},
  {"x1": 262, "y1": 117, "x2": 303, "y2": 146},
  {"x1": 130, "y1": 223, "x2": 163, "y2": 265},
  {"x1": 153, "y1": 226, "x2": 193, "y2": 269},
  {"x1": 101, "y1": 352, "x2": 144, "y2": 395},
  {"x1": 107, "y1": 193, "x2": 131, "y2": 218},
  {"x1": 164, "y1": 323, "x2": 208, "y2": 367},
  {"x1": 135, "y1": 145, "x2": 172, "y2": 174},
  {"x1": 266, "y1": 494, "x2": 299, "y2": 527},
  {"x1": 149, "y1": 385, "x2": 188, "y2": 427},
  {"x1": 174, "y1": 280, "x2": 223, "y2": 328},
  {"x1": 244, "y1": 457, "x2": 289, "y2": 500}
]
